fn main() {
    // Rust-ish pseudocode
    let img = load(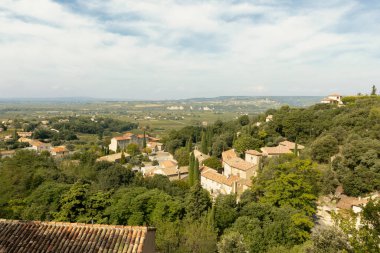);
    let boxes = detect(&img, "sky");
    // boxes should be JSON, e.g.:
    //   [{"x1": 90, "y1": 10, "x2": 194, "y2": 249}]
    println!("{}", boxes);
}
[{"x1": 0, "y1": 0, "x2": 379, "y2": 100}]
